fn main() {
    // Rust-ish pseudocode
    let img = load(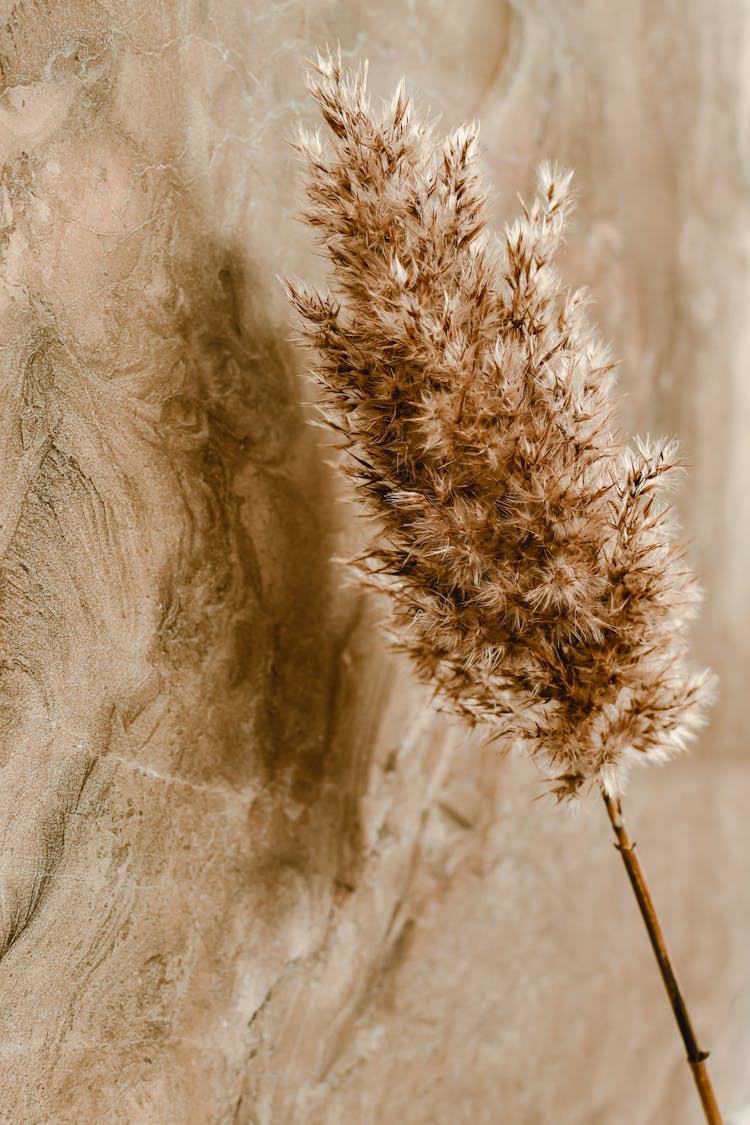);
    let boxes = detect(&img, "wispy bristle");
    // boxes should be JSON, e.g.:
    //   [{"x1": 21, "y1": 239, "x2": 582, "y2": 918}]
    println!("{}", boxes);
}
[{"x1": 287, "y1": 50, "x2": 715, "y2": 800}]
